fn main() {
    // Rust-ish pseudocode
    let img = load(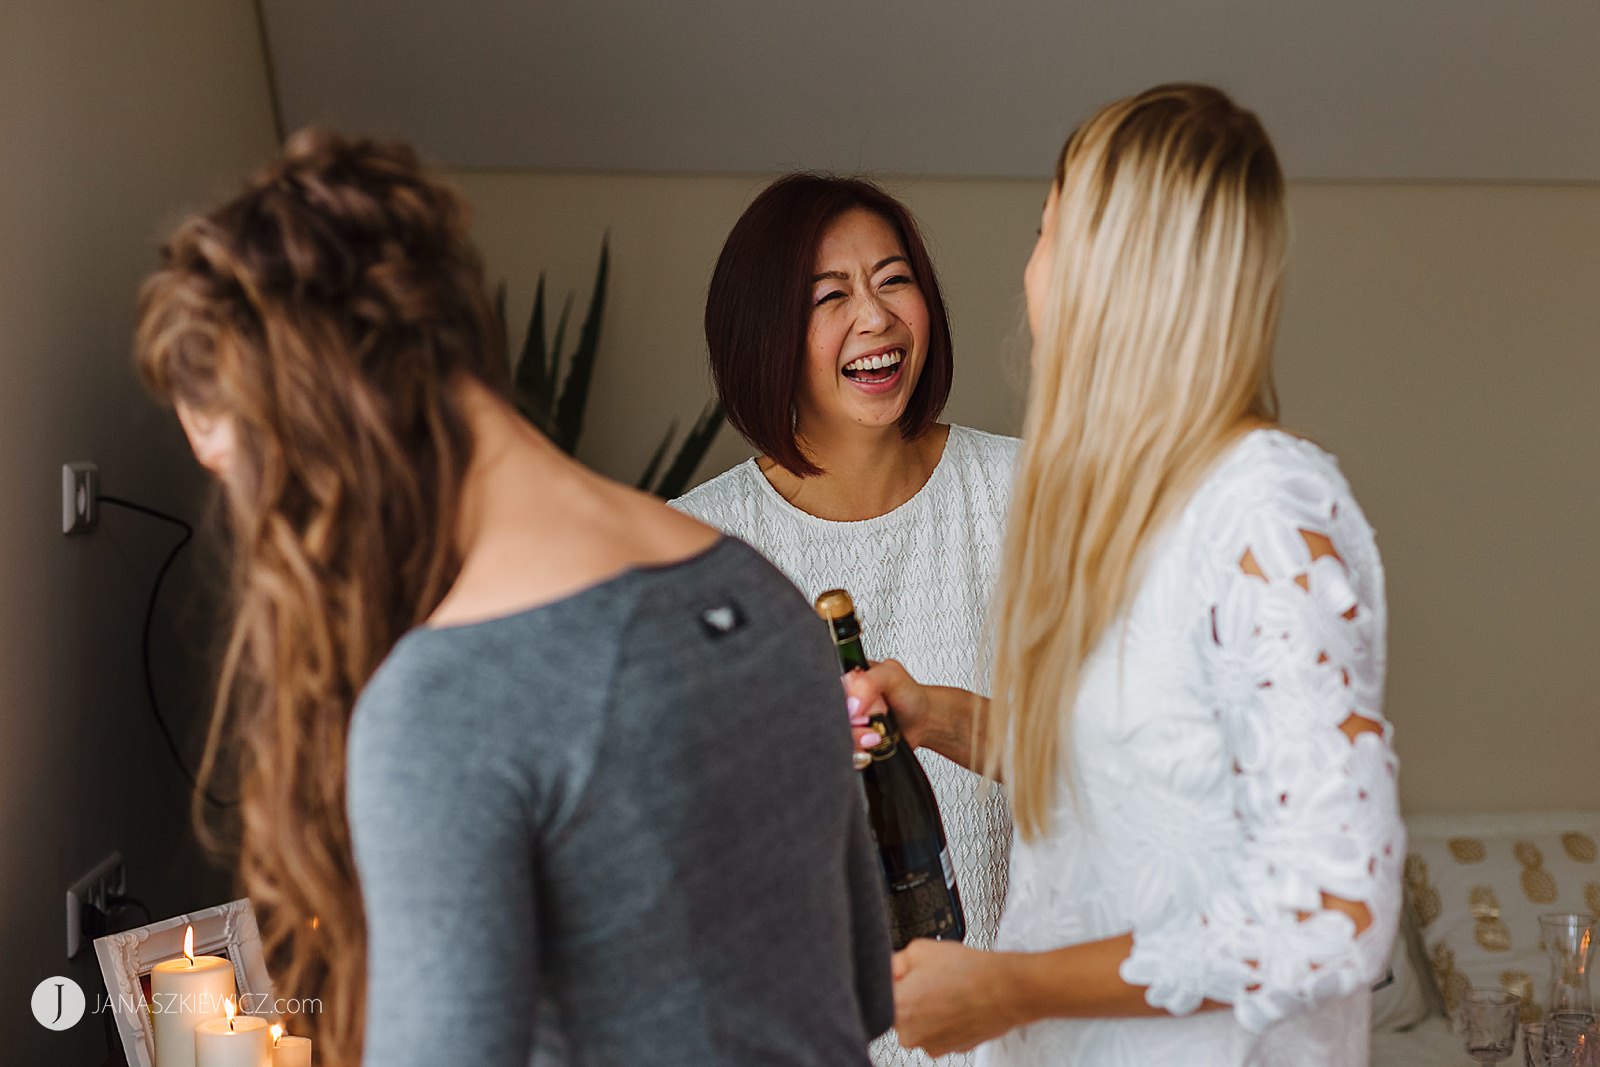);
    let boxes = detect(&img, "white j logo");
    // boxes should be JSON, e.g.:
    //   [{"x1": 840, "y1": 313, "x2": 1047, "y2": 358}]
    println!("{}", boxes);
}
[{"x1": 31, "y1": 976, "x2": 86, "y2": 1030}]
